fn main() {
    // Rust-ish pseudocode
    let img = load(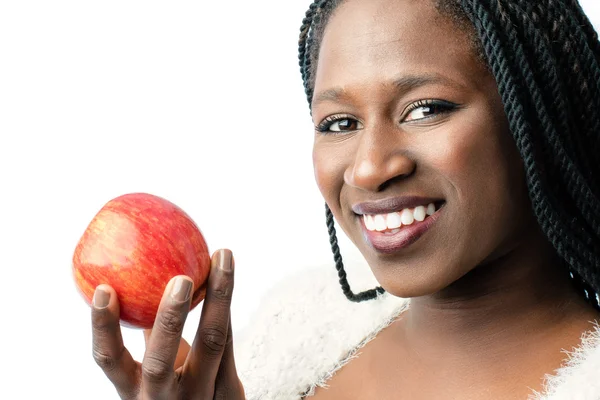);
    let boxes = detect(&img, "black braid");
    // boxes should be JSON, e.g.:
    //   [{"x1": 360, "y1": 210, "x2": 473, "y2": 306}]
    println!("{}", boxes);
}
[
  {"x1": 459, "y1": 0, "x2": 600, "y2": 309},
  {"x1": 298, "y1": 0, "x2": 331, "y2": 107},
  {"x1": 326, "y1": 204, "x2": 385, "y2": 302},
  {"x1": 473, "y1": 1, "x2": 600, "y2": 252},
  {"x1": 566, "y1": 0, "x2": 600, "y2": 61},
  {"x1": 298, "y1": 0, "x2": 386, "y2": 302},
  {"x1": 298, "y1": 0, "x2": 600, "y2": 308}
]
